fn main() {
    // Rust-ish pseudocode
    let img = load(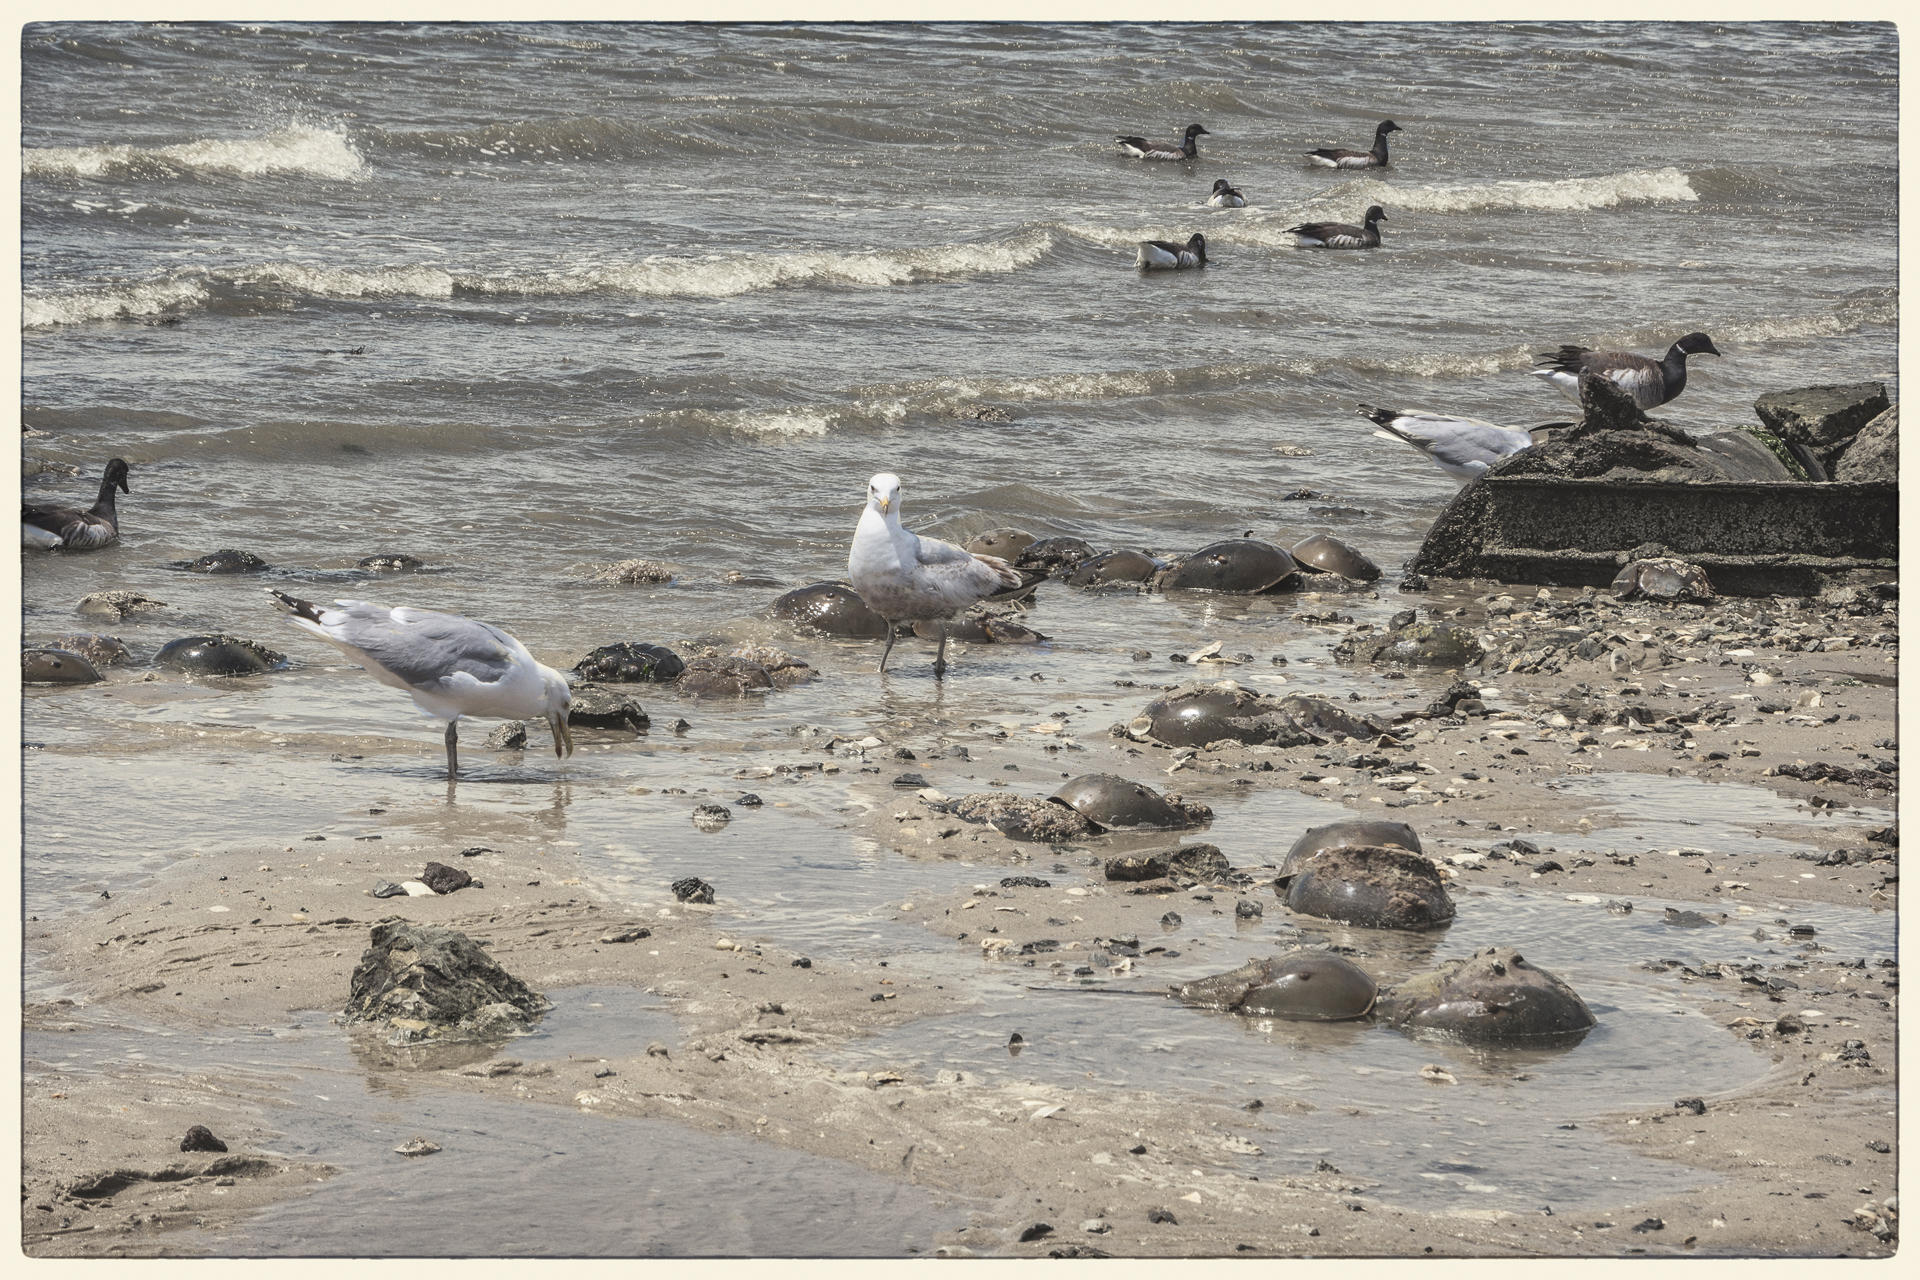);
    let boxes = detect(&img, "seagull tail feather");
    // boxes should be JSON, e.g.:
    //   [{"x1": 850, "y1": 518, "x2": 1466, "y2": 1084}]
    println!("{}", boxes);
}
[{"x1": 266, "y1": 587, "x2": 324, "y2": 623}]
